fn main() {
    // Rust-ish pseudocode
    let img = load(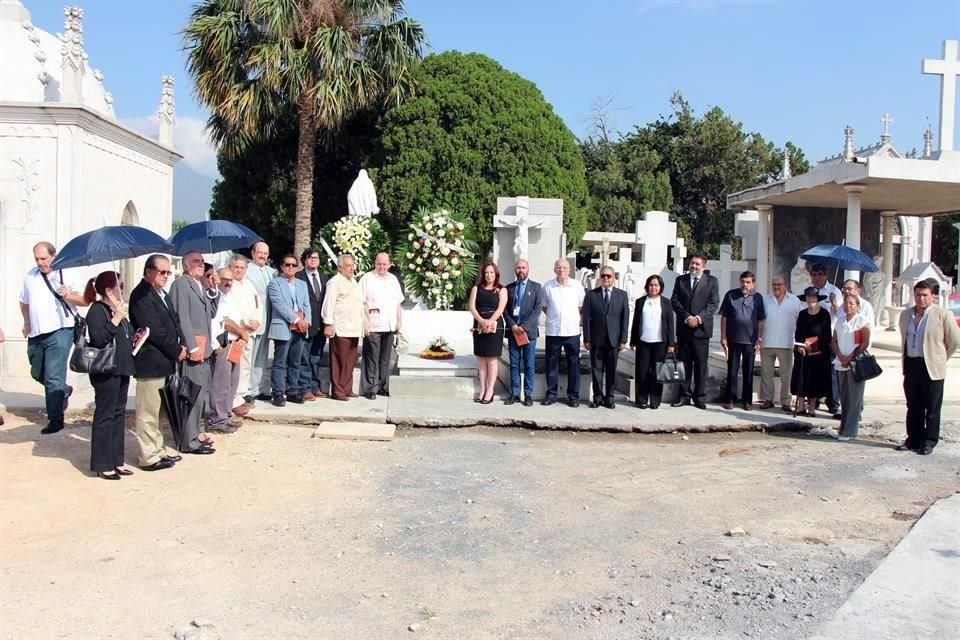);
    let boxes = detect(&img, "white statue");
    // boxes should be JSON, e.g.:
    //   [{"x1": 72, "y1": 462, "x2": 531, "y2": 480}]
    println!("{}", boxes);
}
[
  {"x1": 790, "y1": 257, "x2": 810, "y2": 294},
  {"x1": 622, "y1": 265, "x2": 641, "y2": 302},
  {"x1": 347, "y1": 169, "x2": 379, "y2": 217},
  {"x1": 498, "y1": 205, "x2": 543, "y2": 260},
  {"x1": 862, "y1": 256, "x2": 886, "y2": 323}
]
